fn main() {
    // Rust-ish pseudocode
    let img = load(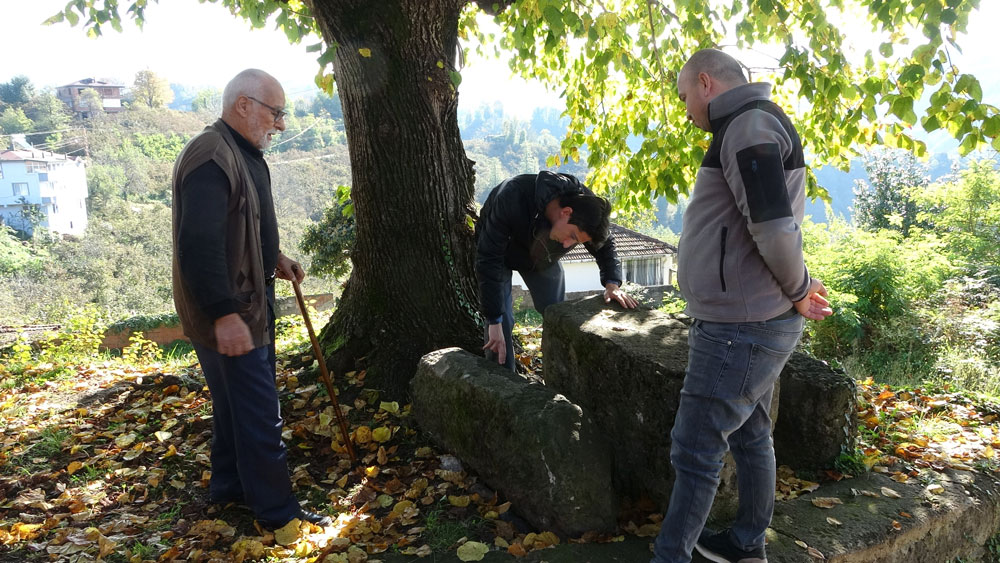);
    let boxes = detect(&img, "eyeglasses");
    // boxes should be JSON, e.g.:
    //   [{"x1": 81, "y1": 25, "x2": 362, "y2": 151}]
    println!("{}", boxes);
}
[{"x1": 246, "y1": 96, "x2": 287, "y2": 124}]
